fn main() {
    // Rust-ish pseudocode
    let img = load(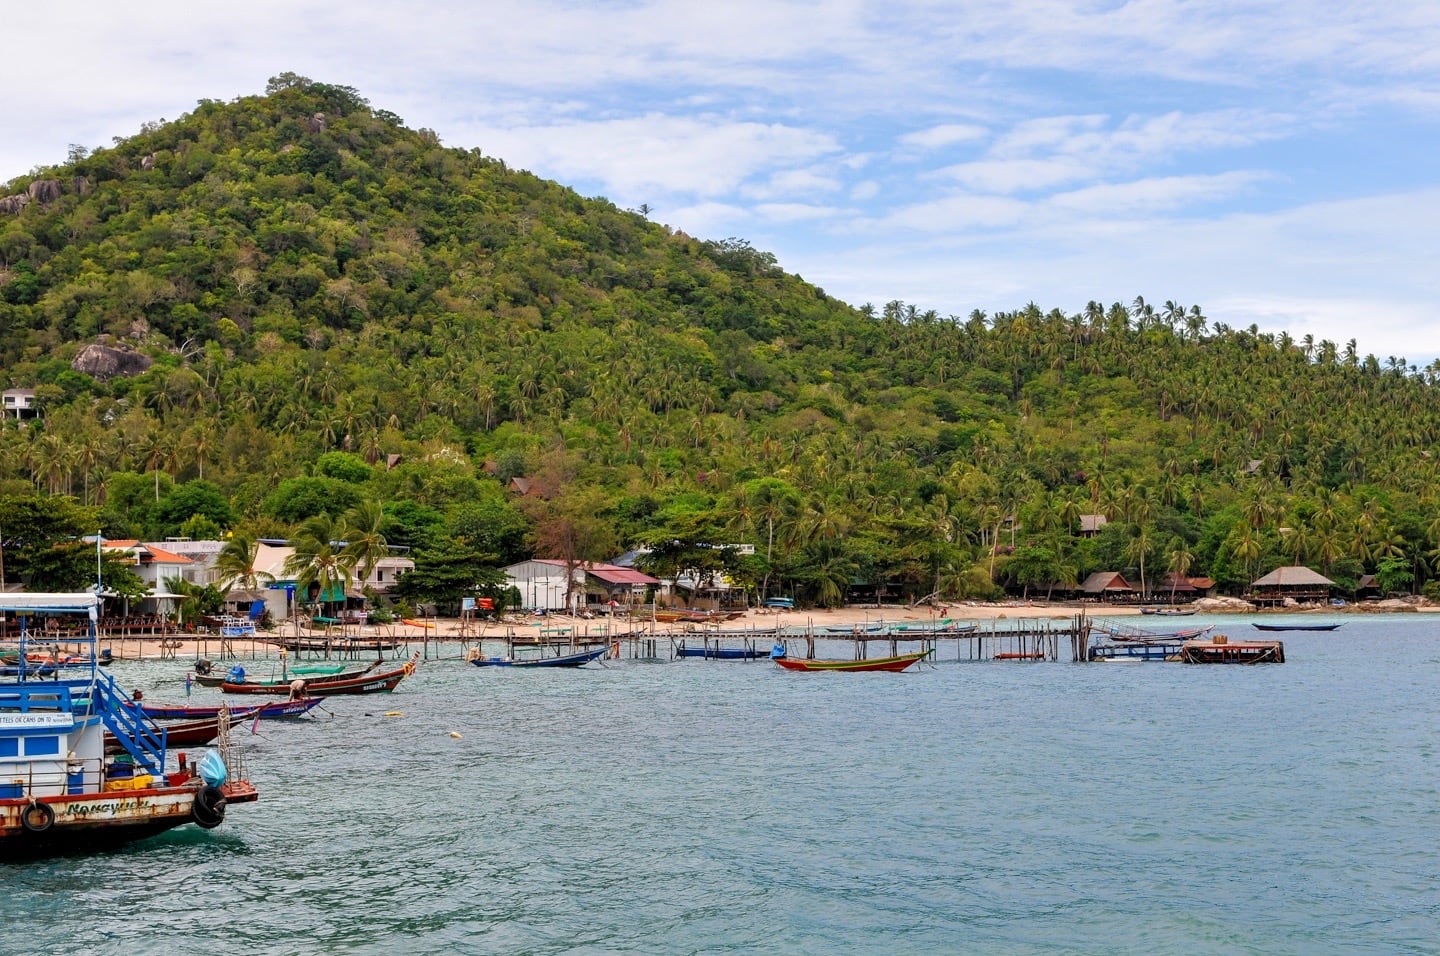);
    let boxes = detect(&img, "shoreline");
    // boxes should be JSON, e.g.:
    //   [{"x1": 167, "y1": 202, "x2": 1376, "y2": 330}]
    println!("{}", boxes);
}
[{"x1": 86, "y1": 597, "x2": 1435, "y2": 661}]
